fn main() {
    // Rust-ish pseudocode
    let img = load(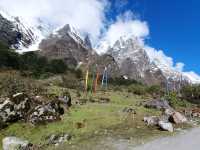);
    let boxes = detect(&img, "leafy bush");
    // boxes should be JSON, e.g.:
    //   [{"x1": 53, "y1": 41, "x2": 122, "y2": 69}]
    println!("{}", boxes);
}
[
  {"x1": 128, "y1": 84, "x2": 146, "y2": 95},
  {"x1": 47, "y1": 59, "x2": 68, "y2": 74},
  {"x1": 0, "y1": 49, "x2": 20, "y2": 69},
  {"x1": 181, "y1": 85, "x2": 200, "y2": 103},
  {"x1": 146, "y1": 85, "x2": 164, "y2": 97},
  {"x1": 164, "y1": 92, "x2": 190, "y2": 108}
]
